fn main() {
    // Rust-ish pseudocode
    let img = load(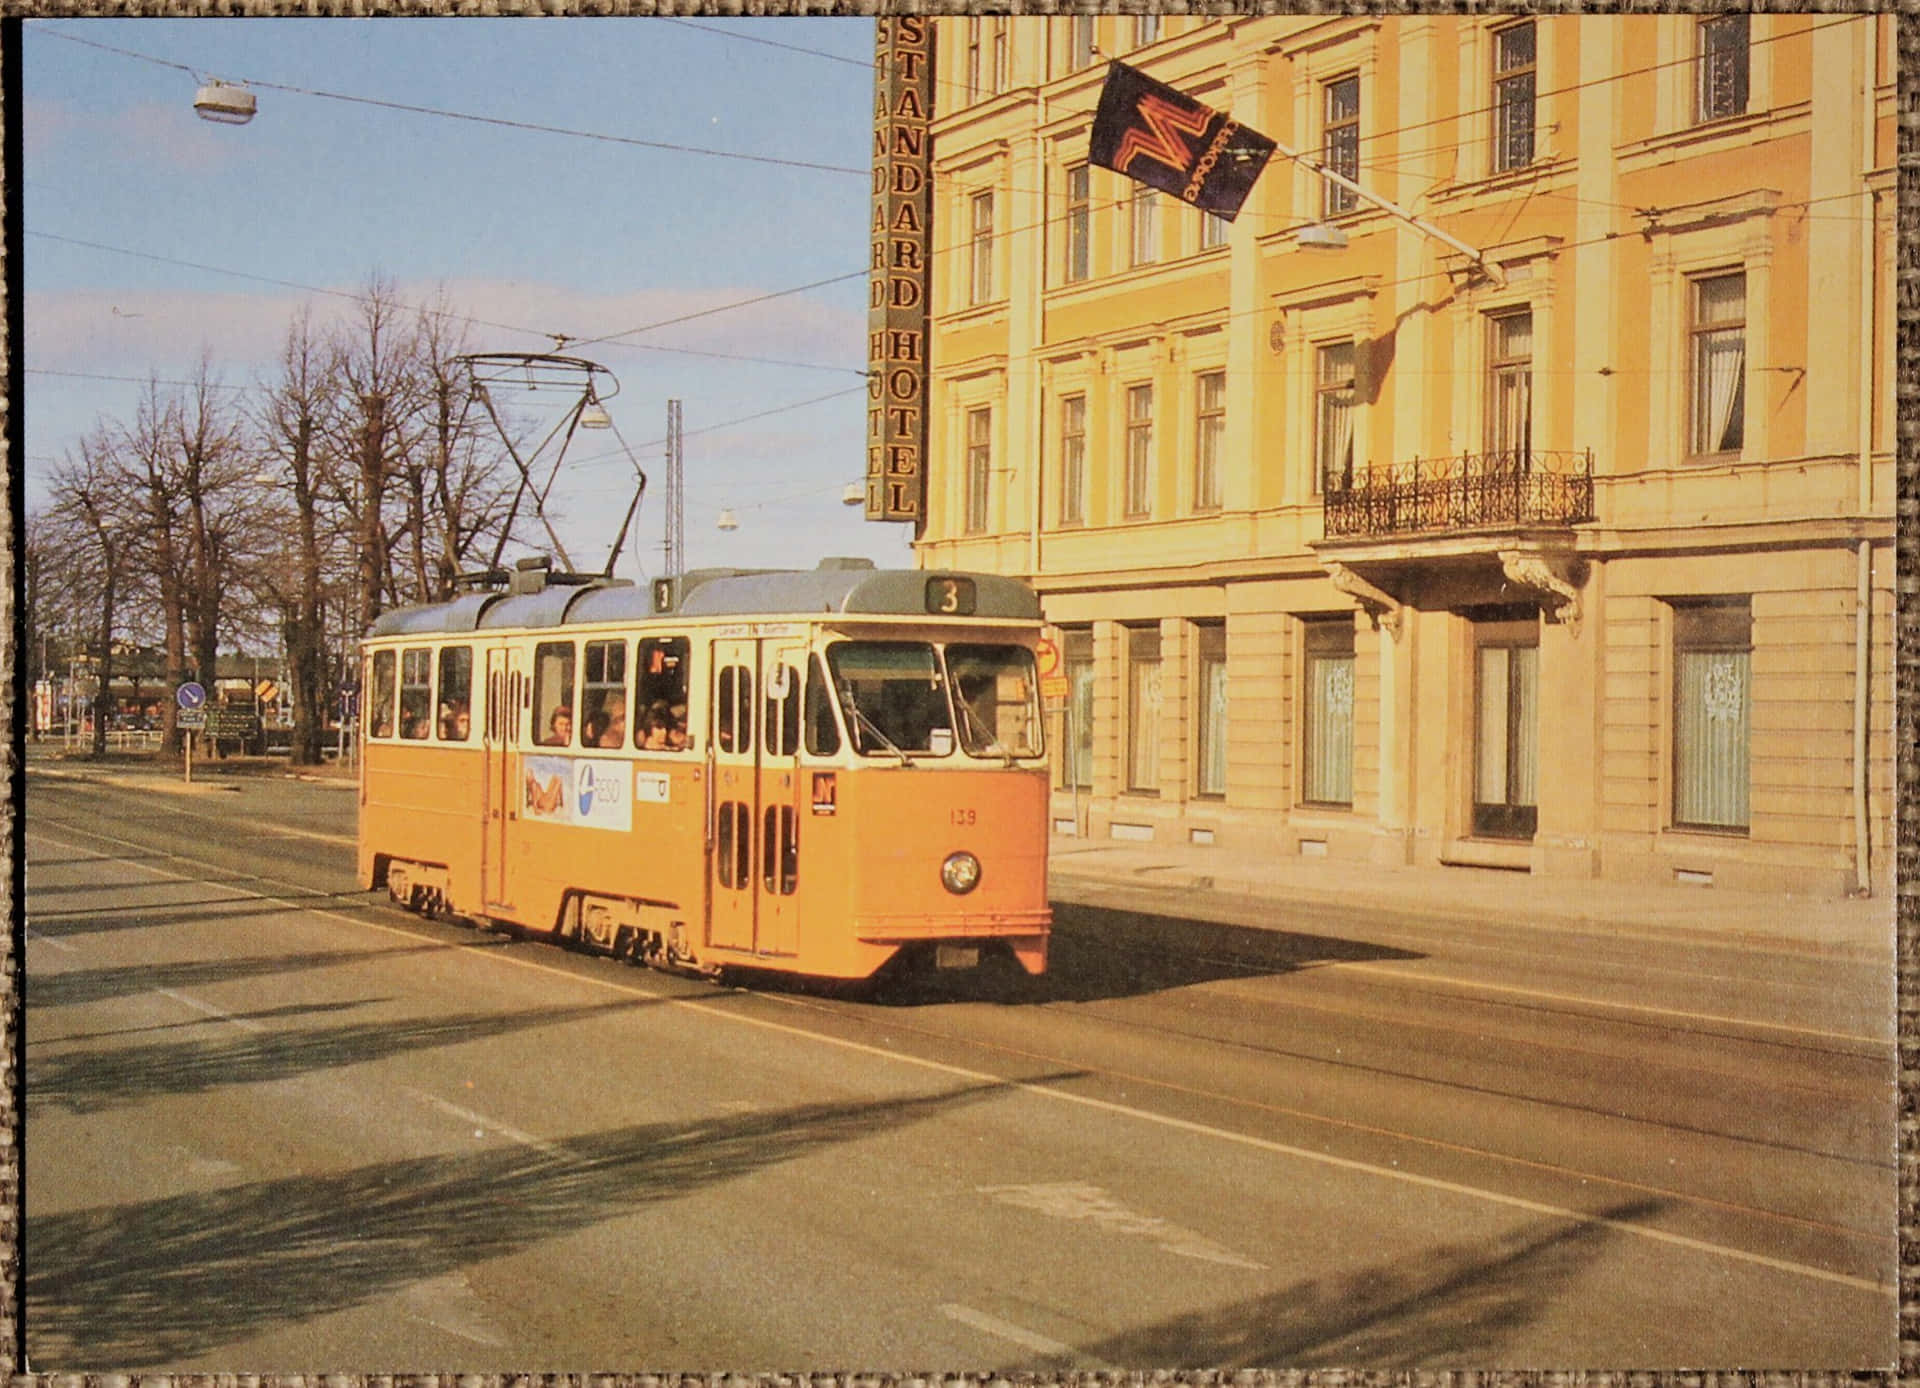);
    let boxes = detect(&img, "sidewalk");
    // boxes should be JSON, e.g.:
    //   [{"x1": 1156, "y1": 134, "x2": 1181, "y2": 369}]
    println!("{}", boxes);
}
[
  {"x1": 25, "y1": 745, "x2": 1895, "y2": 955},
  {"x1": 1049, "y1": 831, "x2": 1897, "y2": 955}
]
